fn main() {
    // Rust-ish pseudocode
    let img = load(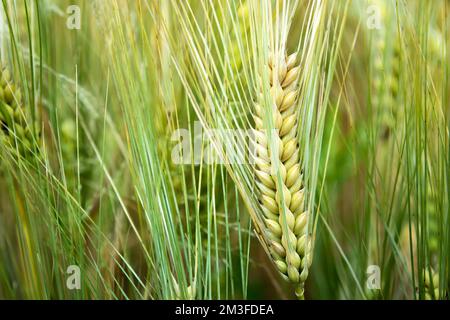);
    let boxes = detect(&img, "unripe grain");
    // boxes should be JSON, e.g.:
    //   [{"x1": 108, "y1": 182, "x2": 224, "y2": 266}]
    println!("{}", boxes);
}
[
  {"x1": 0, "y1": 64, "x2": 40, "y2": 158},
  {"x1": 253, "y1": 51, "x2": 311, "y2": 299}
]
